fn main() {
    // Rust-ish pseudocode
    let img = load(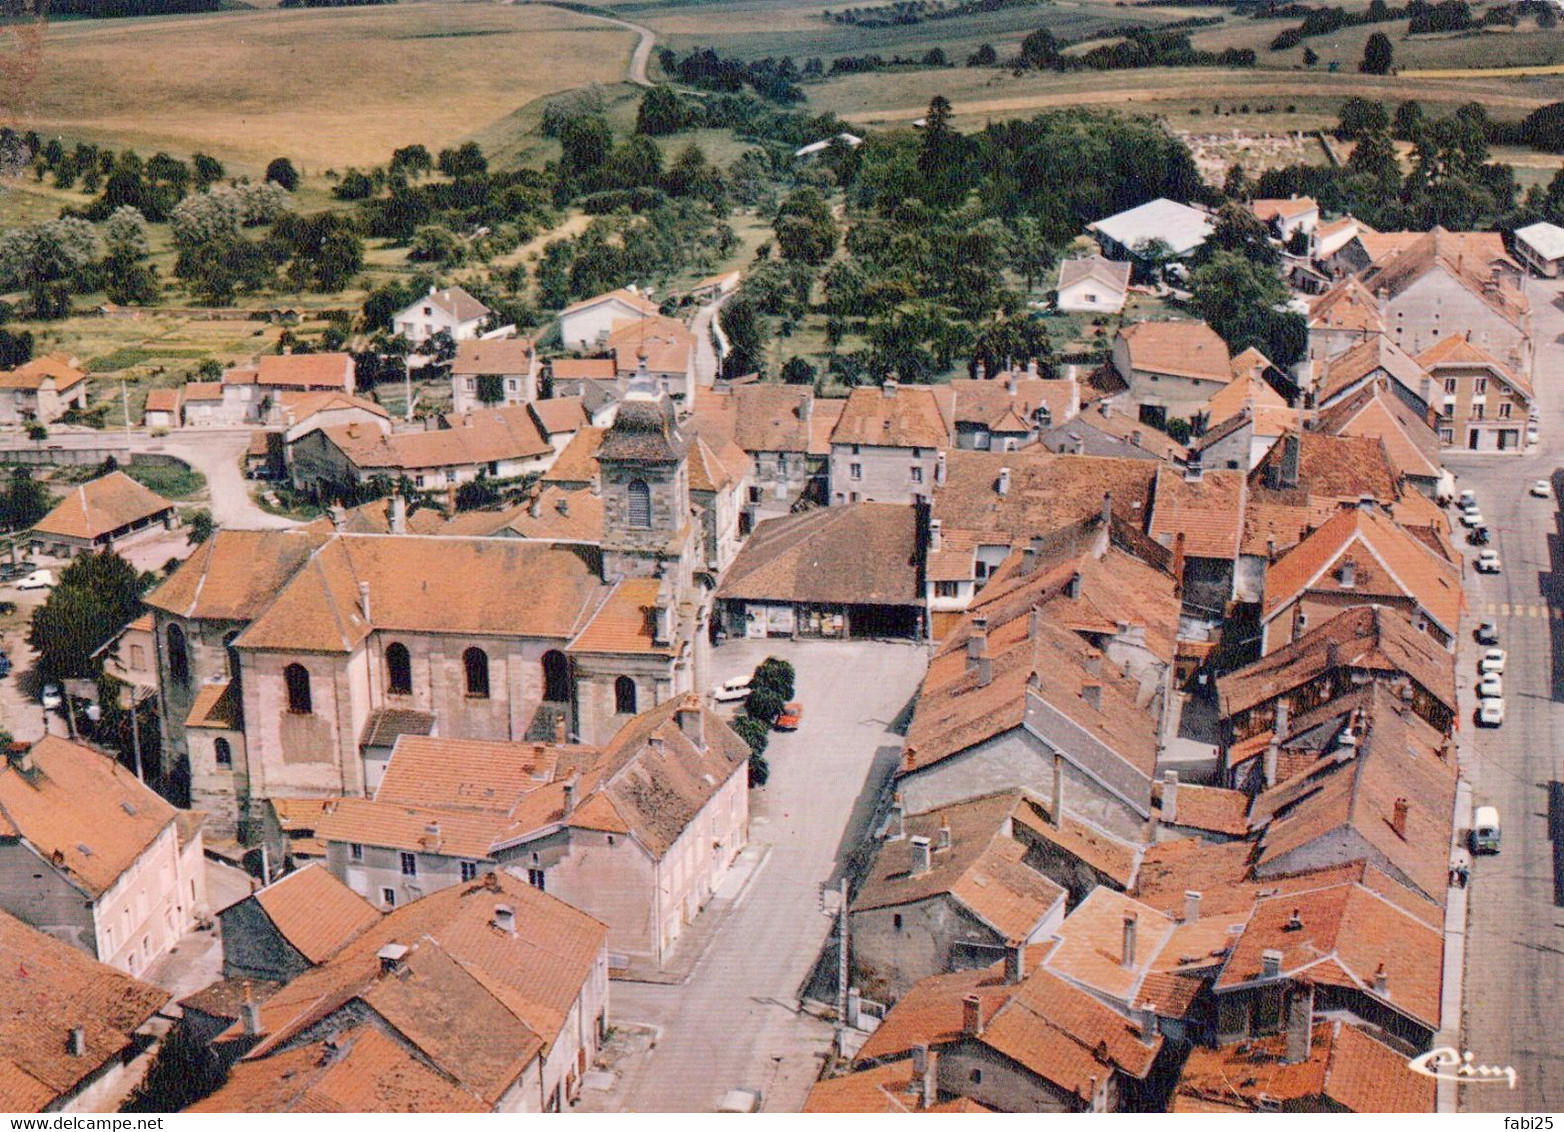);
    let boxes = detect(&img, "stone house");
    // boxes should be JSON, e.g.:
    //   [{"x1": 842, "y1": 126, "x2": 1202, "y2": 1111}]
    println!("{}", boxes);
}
[
  {"x1": 29, "y1": 471, "x2": 175, "y2": 559},
  {"x1": 829, "y1": 381, "x2": 953, "y2": 506},
  {"x1": 193, "y1": 870, "x2": 609, "y2": 1113},
  {"x1": 179, "y1": 382, "x2": 225, "y2": 426},
  {"x1": 289, "y1": 404, "x2": 555, "y2": 496},
  {"x1": 1250, "y1": 197, "x2": 1319, "y2": 244},
  {"x1": 851, "y1": 956, "x2": 1165, "y2": 1111},
  {"x1": 392, "y1": 284, "x2": 491, "y2": 346},
  {"x1": 1258, "y1": 504, "x2": 1464, "y2": 654},
  {"x1": 0, "y1": 738, "x2": 208, "y2": 977},
  {"x1": 950, "y1": 370, "x2": 1077, "y2": 451},
  {"x1": 449, "y1": 337, "x2": 539, "y2": 414},
  {"x1": 850, "y1": 792, "x2": 1066, "y2": 1001},
  {"x1": 218, "y1": 862, "x2": 381, "y2": 984},
  {"x1": 691, "y1": 383, "x2": 841, "y2": 507},
  {"x1": 0, "y1": 353, "x2": 88, "y2": 424},
  {"x1": 1146, "y1": 464, "x2": 1246, "y2": 621},
  {"x1": 1313, "y1": 383, "x2": 1443, "y2": 499},
  {"x1": 142, "y1": 388, "x2": 181, "y2": 430},
  {"x1": 1416, "y1": 334, "x2": 1532, "y2": 453},
  {"x1": 0, "y1": 908, "x2": 173, "y2": 1113},
  {"x1": 607, "y1": 317, "x2": 698, "y2": 403},
  {"x1": 215, "y1": 354, "x2": 357, "y2": 426},
  {"x1": 1113, "y1": 321, "x2": 1232, "y2": 428}
]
